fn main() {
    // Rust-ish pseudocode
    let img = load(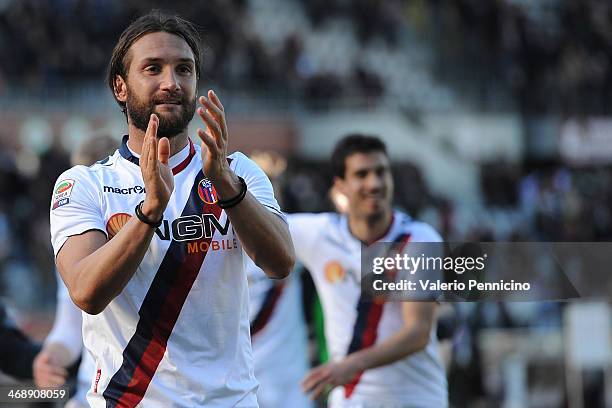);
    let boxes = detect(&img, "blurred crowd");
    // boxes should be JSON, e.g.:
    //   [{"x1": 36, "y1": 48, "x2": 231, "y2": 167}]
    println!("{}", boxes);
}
[
  {"x1": 415, "y1": 0, "x2": 612, "y2": 115},
  {"x1": 0, "y1": 0, "x2": 611, "y2": 406},
  {"x1": 3, "y1": 0, "x2": 612, "y2": 114},
  {"x1": 0, "y1": 0, "x2": 390, "y2": 106}
]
